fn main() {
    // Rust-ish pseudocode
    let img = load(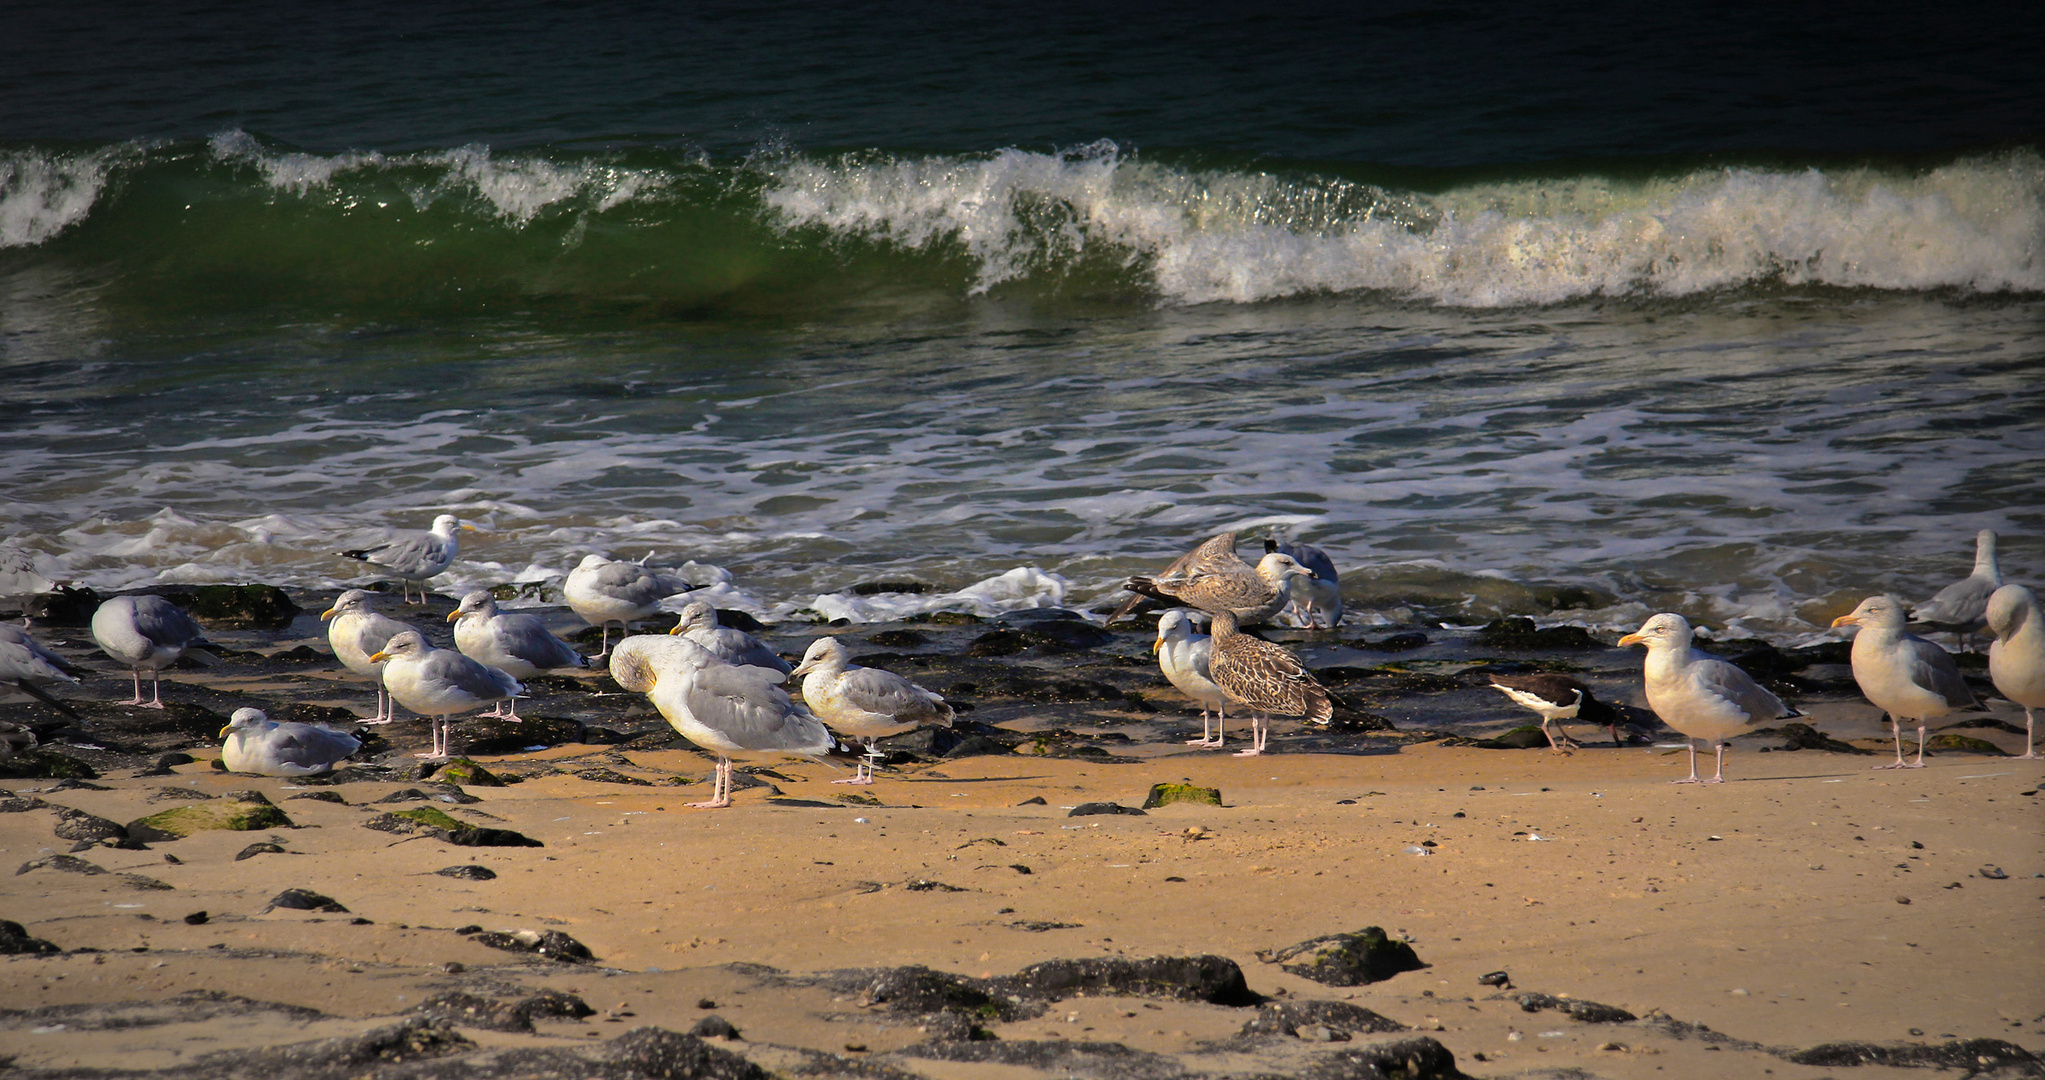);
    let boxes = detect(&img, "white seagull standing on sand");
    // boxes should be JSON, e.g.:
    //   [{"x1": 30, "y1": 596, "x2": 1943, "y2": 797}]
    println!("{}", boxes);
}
[
  {"x1": 219, "y1": 707, "x2": 361, "y2": 776},
  {"x1": 1619, "y1": 613, "x2": 1796, "y2": 784},
  {"x1": 370, "y1": 630, "x2": 522, "y2": 760},
  {"x1": 1985, "y1": 584, "x2": 2045, "y2": 760},
  {"x1": 1834, "y1": 594, "x2": 1979, "y2": 770},
  {"x1": 0, "y1": 622, "x2": 84, "y2": 718},
  {"x1": 791, "y1": 636, "x2": 953, "y2": 784},
  {"x1": 562, "y1": 553, "x2": 696, "y2": 660},
  {"x1": 449, "y1": 591, "x2": 588, "y2": 718},
  {"x1": 90, "y1": 595, "x2": 216, "y2": 710},
  {"x1": 337, "y1": 514, "x2": 477, "y2": 604},
  {"x1": 1910, "y1": 528, "x2": 2002, "y2": 650},
  {"x1": 321, "y1": 589, "x2": 419, "y2": 724},
  {"x1": 1153, "y1": 609, "x2": 1229, "y2": 747},
  {"x1": 610, "y1": 634, "x2": 839, "y2": 809},
  {"x1": 670, "y1": 600, "x2": 792, "y2": 675}
]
